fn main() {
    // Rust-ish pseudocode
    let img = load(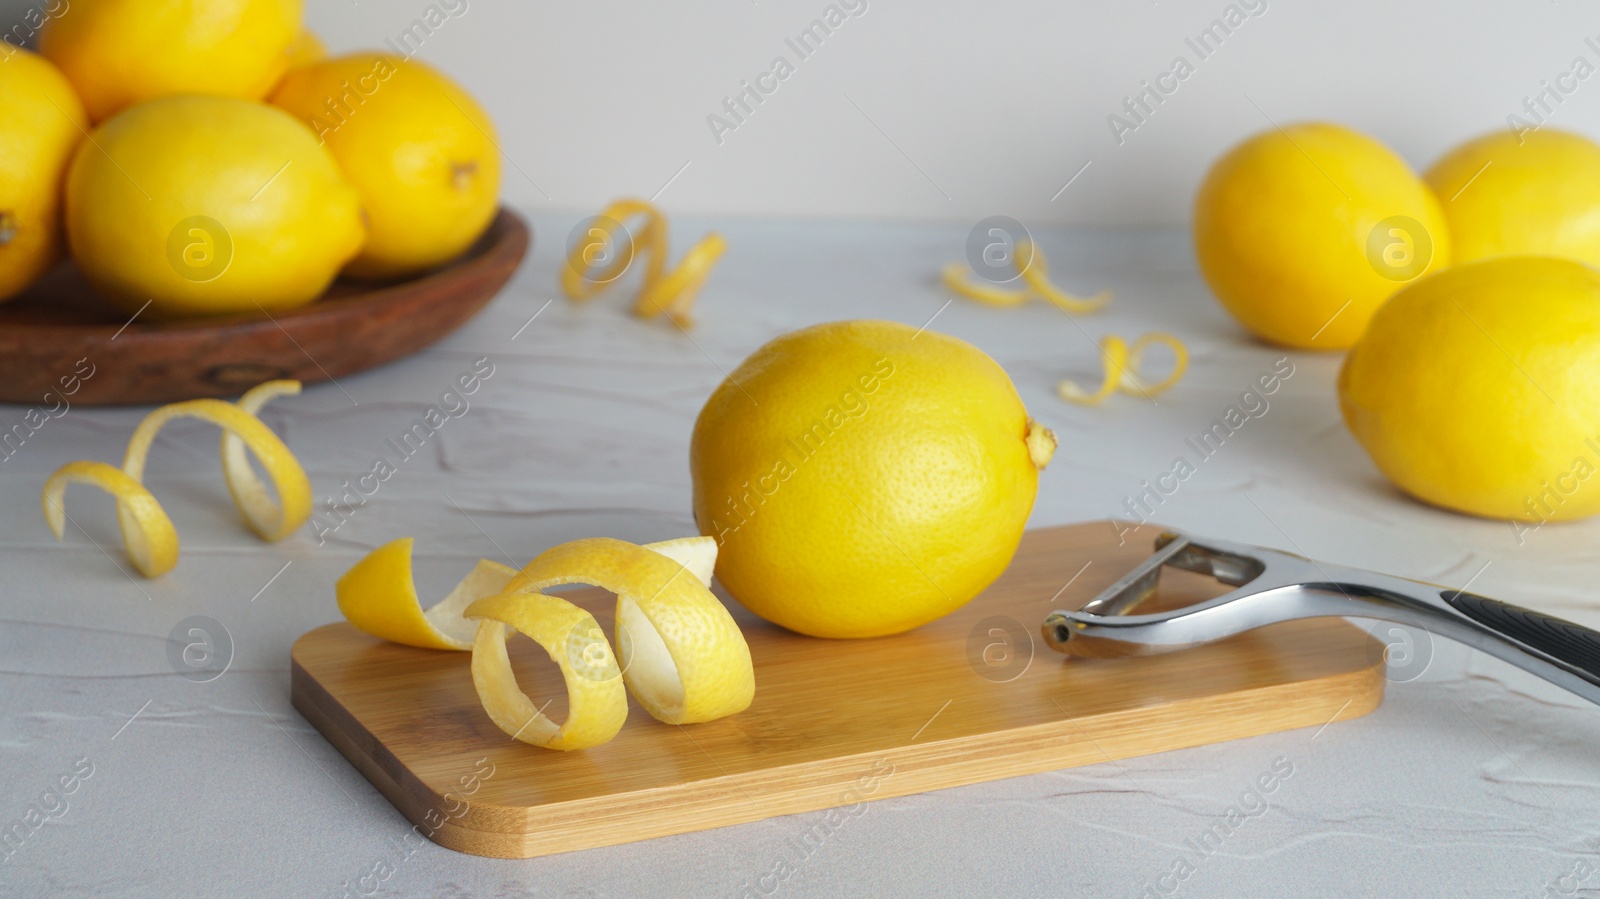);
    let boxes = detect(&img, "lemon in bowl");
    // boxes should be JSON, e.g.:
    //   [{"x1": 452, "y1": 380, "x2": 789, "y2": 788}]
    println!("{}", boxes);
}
[
  {"x1": 0, "y1": 48, "x2": 86, "y2": 303},
  {"x1": 270, "y1": 54, "x2": 501, "y2": 280},
  {"x1": 64, "y1": 95, "x2": 365, "y2": 319},
  {"x1": 39, "y1": 0, "x2": 302, "y2": 123}
]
